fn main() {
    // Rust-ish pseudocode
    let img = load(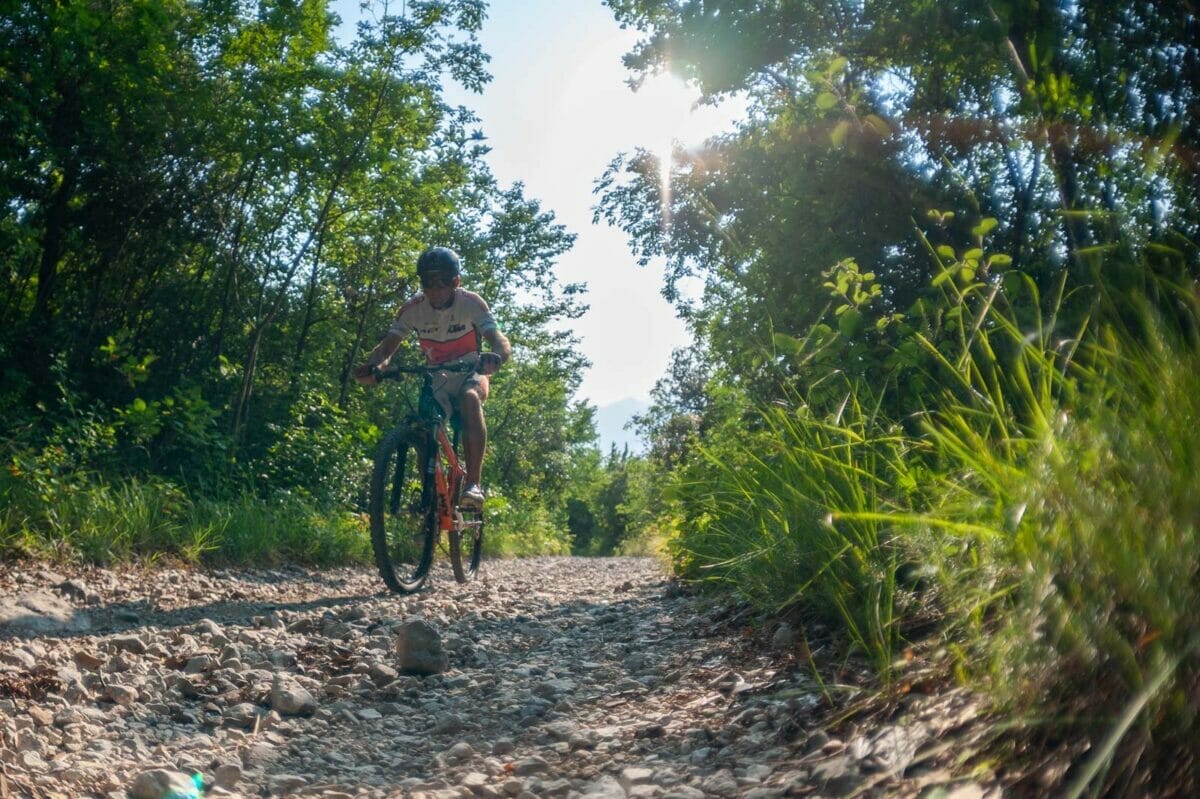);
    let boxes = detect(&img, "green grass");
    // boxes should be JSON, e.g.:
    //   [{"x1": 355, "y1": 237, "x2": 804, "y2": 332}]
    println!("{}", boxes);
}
[
  {"x1": 924, "y1": 307, "x2": 1200, "y2": 793},
  {"x1": 0, "y1": 473, "x2": 372, "y2": 567},
  {"x1": 668, "y1": 392, "x2": 921, "y2": 677},
  {"x1": 665, "y1": 270, "x2": 1200, "y2": 793}
]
